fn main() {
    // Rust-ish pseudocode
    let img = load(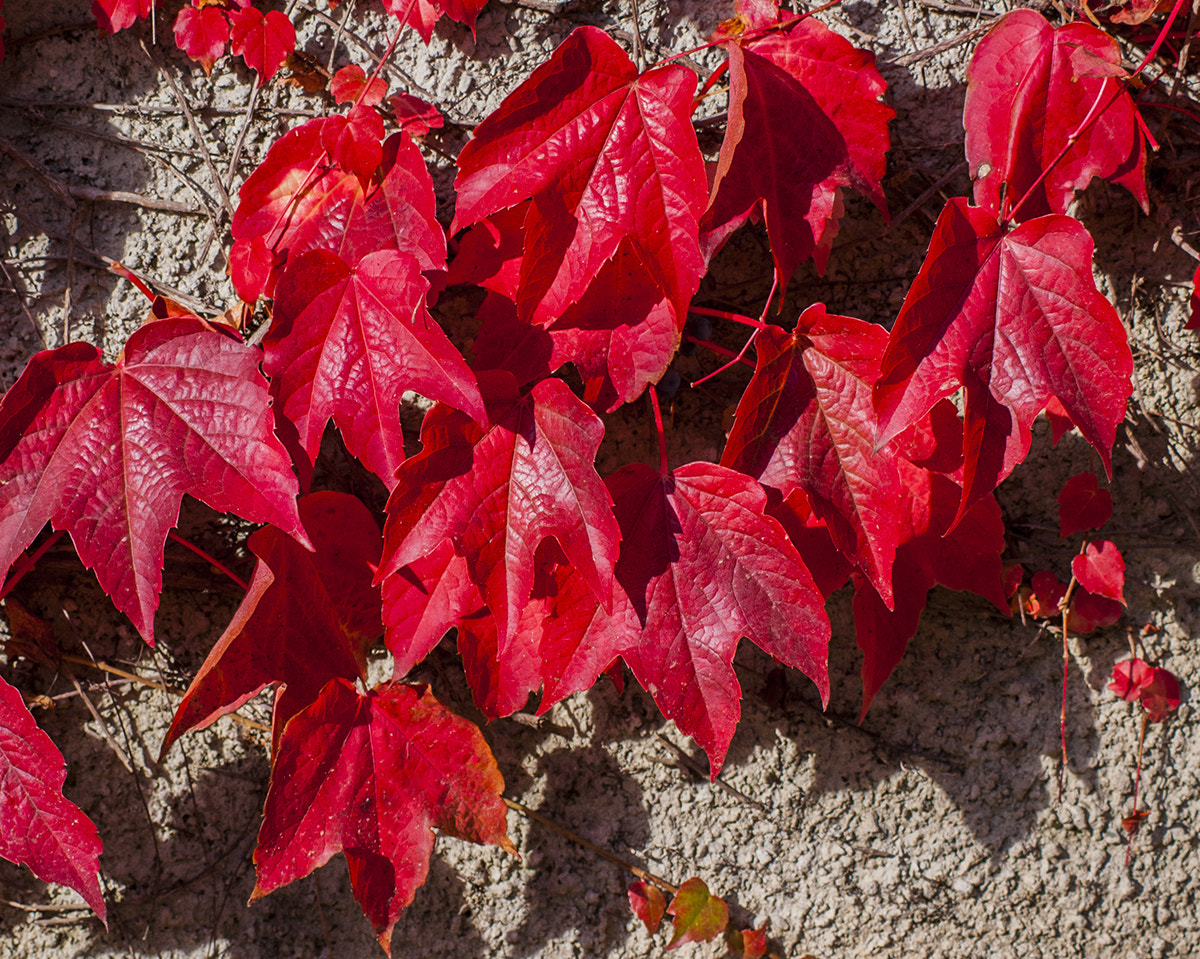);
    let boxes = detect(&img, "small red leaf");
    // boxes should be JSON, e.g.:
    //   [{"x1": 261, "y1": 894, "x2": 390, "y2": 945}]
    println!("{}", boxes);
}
[
  {"x1": 383, "y1": 0, "x2": 488, "y2": 44},
  {"x1": 330, "y1": 64, "x2": 388, "y2": 106},
  {"x1": 91, "y1": 0, "x2": 152, "y2": 34},
  {"x1": 964, "y1": 9, "x2": 1148, "y2": 222},
  {"x1": 666, "y1": 877, "x2": 728, "y2": 949},
  {"x1": 253, "y1": 678, "x2": 513, "y2": 954},
  {"x1": 229, "y1": 7, "x2": 295, "y2": 80},
  {"x1": 160, "y1": 492, "x2": 381, "y2": 757},
  {"x1": 174, "y1": 6, "x2": 229, "y2": 75},
  {"x1": 321, "y1": 105, "x2": 385, "y2": 186},
  {"x1": 726, "y1": 921, "x2": 769, "y2": 959},
  {"x1": 1072, "y1": 540, "x2": 1125, "y2": 606},
  {"x1": 1140, "y1": 667, "x2": 1181, "y2": 722},
  {"x1": 265, "y1": 250, "x2": 483, "y2": 489},
  {"x1": 388, "y1": 92, "x2": 443, "y2": 136},
  {"x1": 1058, "y1": 472, "x2": 1113, "y2": 538},
  {"x1": 0, "y1": 319, "x2": 308, "y2": 646},
  {"x1": 628, "y1": 880, "x2": 666, "y2": 934},
  {"x1": 1108, "y1": 657, "x2": 1153, "y2": 702},
  {"x1": 0, "y1": 675, "x2": 105, "y2": 923}
]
